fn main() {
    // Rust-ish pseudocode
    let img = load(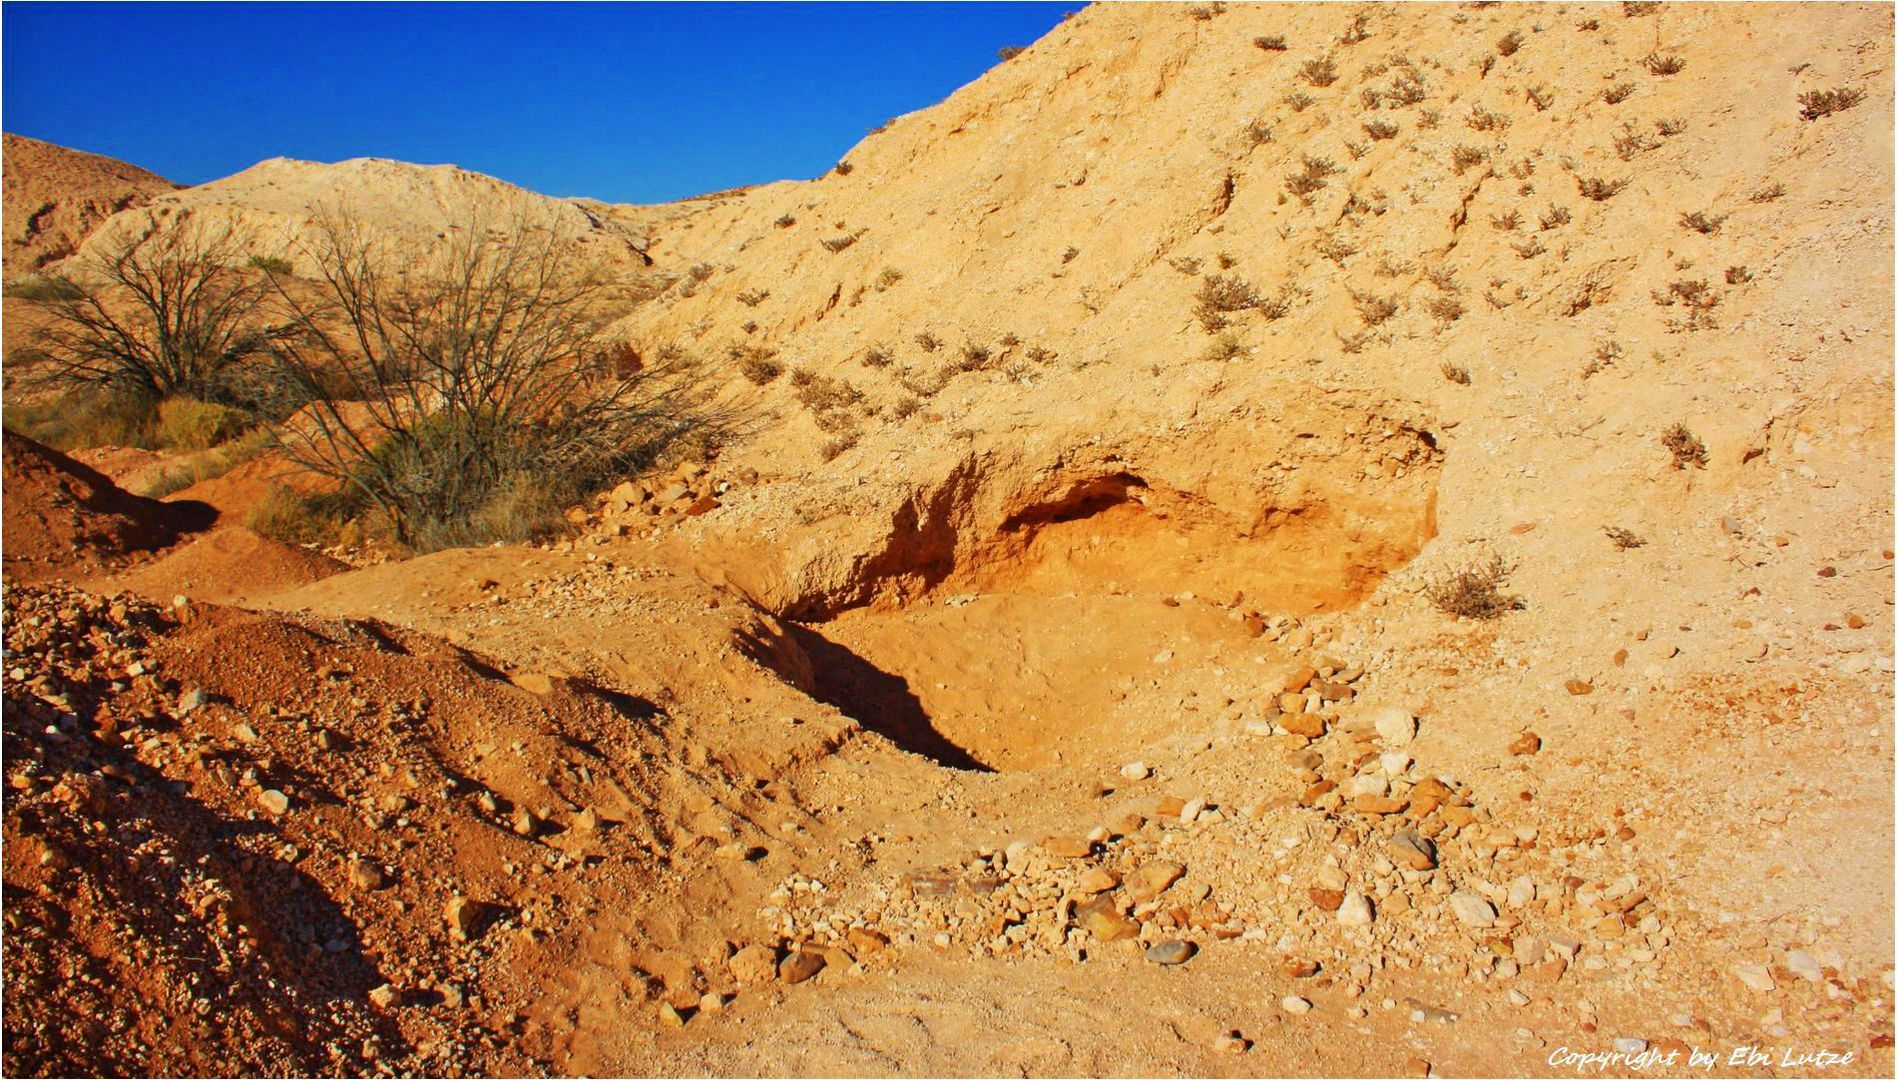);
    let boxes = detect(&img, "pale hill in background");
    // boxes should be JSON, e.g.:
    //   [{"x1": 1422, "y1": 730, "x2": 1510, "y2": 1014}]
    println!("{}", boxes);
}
[
  {"x1": 64, "y1": 155, "x2": 689, "y2": 286},
  {"x1": 1, "y1": 132, "x2": 176, "y2": 277}
]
